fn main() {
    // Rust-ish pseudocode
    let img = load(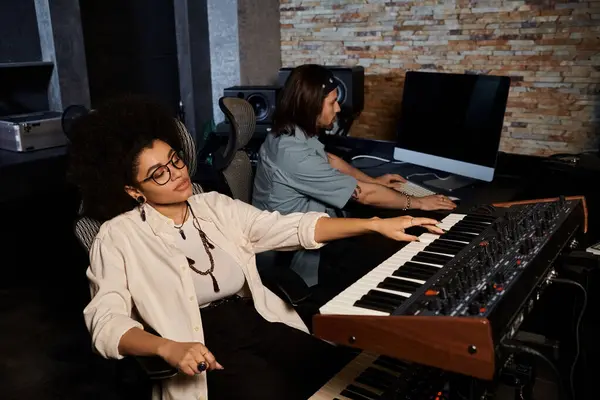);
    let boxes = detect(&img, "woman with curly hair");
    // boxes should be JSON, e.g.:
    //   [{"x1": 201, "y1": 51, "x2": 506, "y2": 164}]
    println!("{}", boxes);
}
[{"x1": 68, "y1": 95, "x2": 443, "y2": 400}]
